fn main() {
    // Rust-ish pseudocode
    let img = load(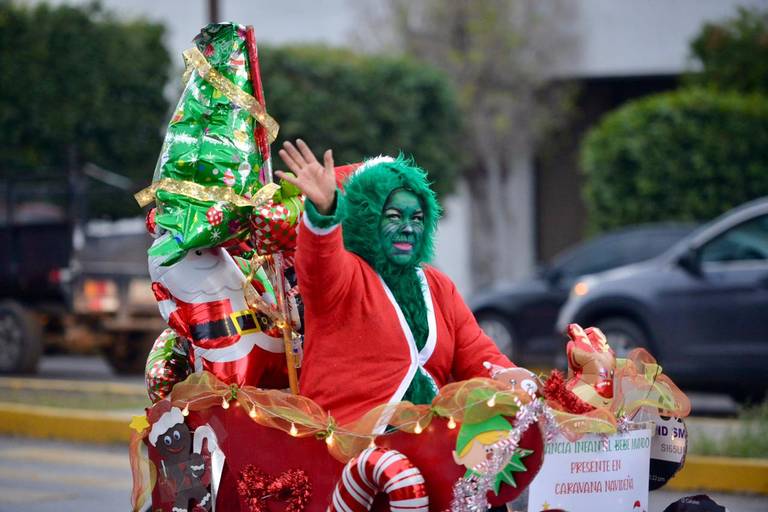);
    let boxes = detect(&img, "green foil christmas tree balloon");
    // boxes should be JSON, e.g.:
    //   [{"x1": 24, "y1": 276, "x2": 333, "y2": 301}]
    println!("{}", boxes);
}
[{"x1": 141, "y1": 23, "x2": 277, "y2": 265}]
